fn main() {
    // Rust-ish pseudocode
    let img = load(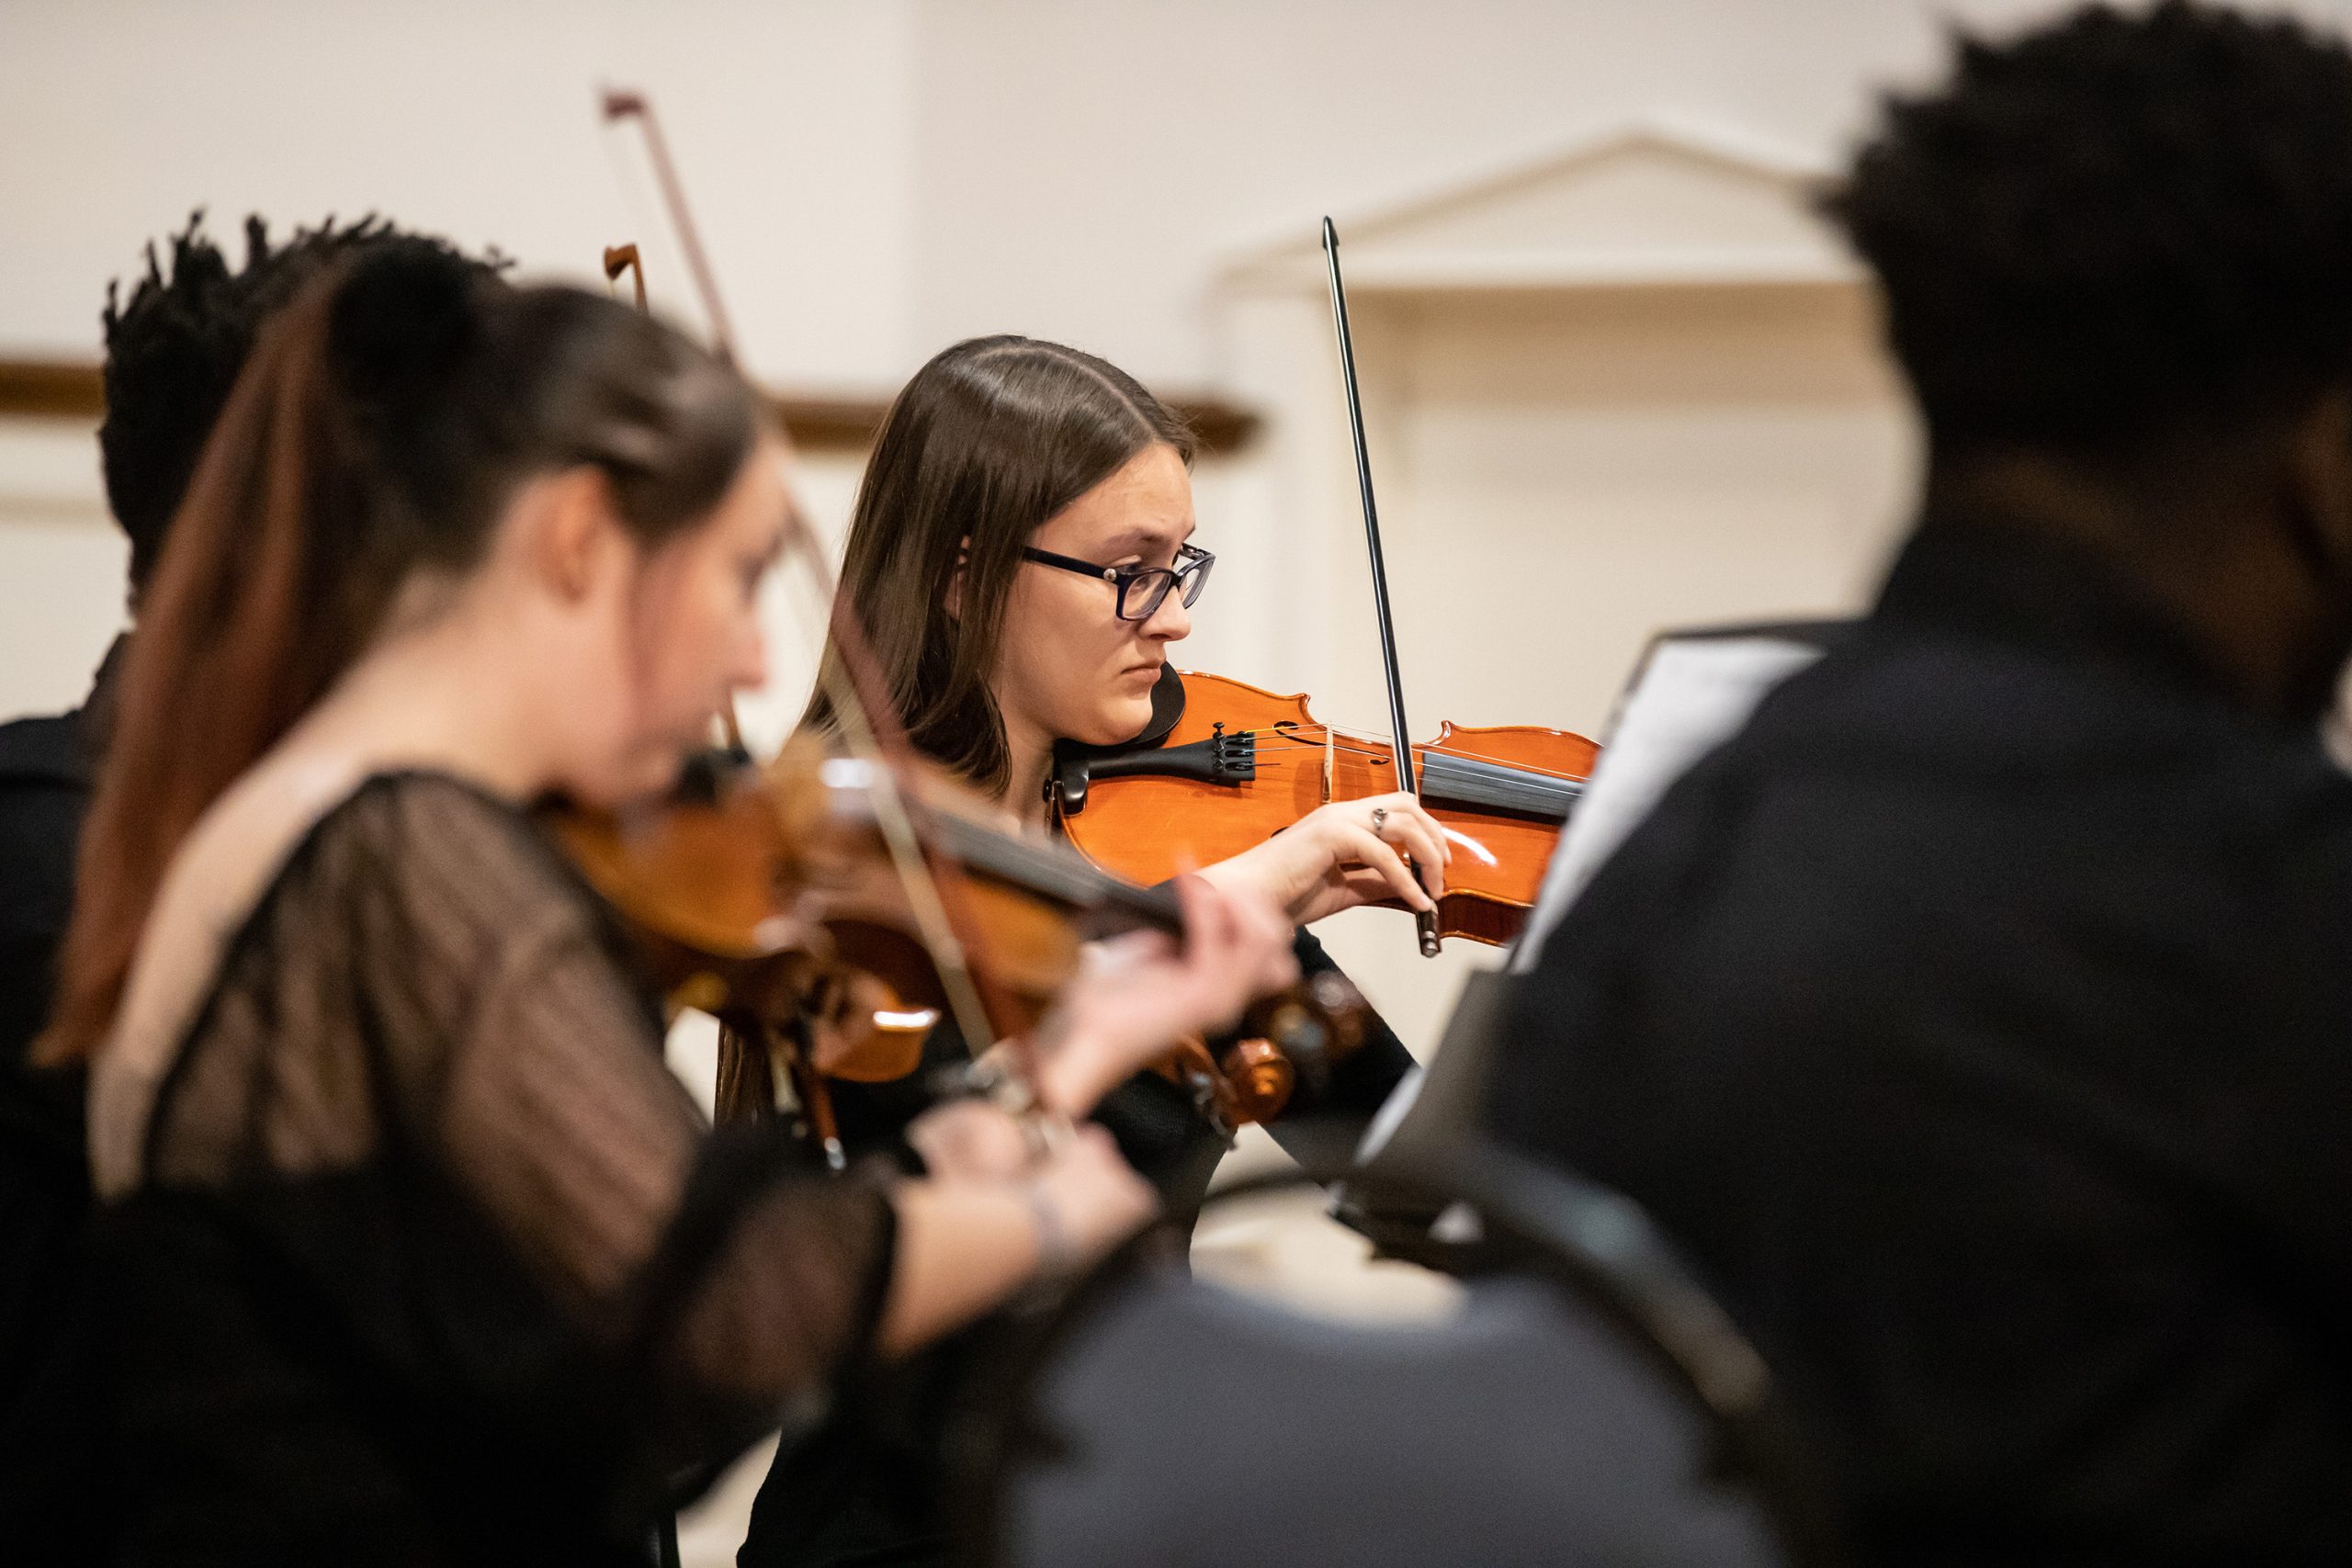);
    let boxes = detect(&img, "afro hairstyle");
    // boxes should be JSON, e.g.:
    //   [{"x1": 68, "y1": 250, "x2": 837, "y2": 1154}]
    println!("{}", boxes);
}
[
  {"x1": 1825, "y1": 2, "x2": 2352, "y2": 457},
  {"x1": 97, "y1": 212, "x2": 498, "y2": 592}
]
